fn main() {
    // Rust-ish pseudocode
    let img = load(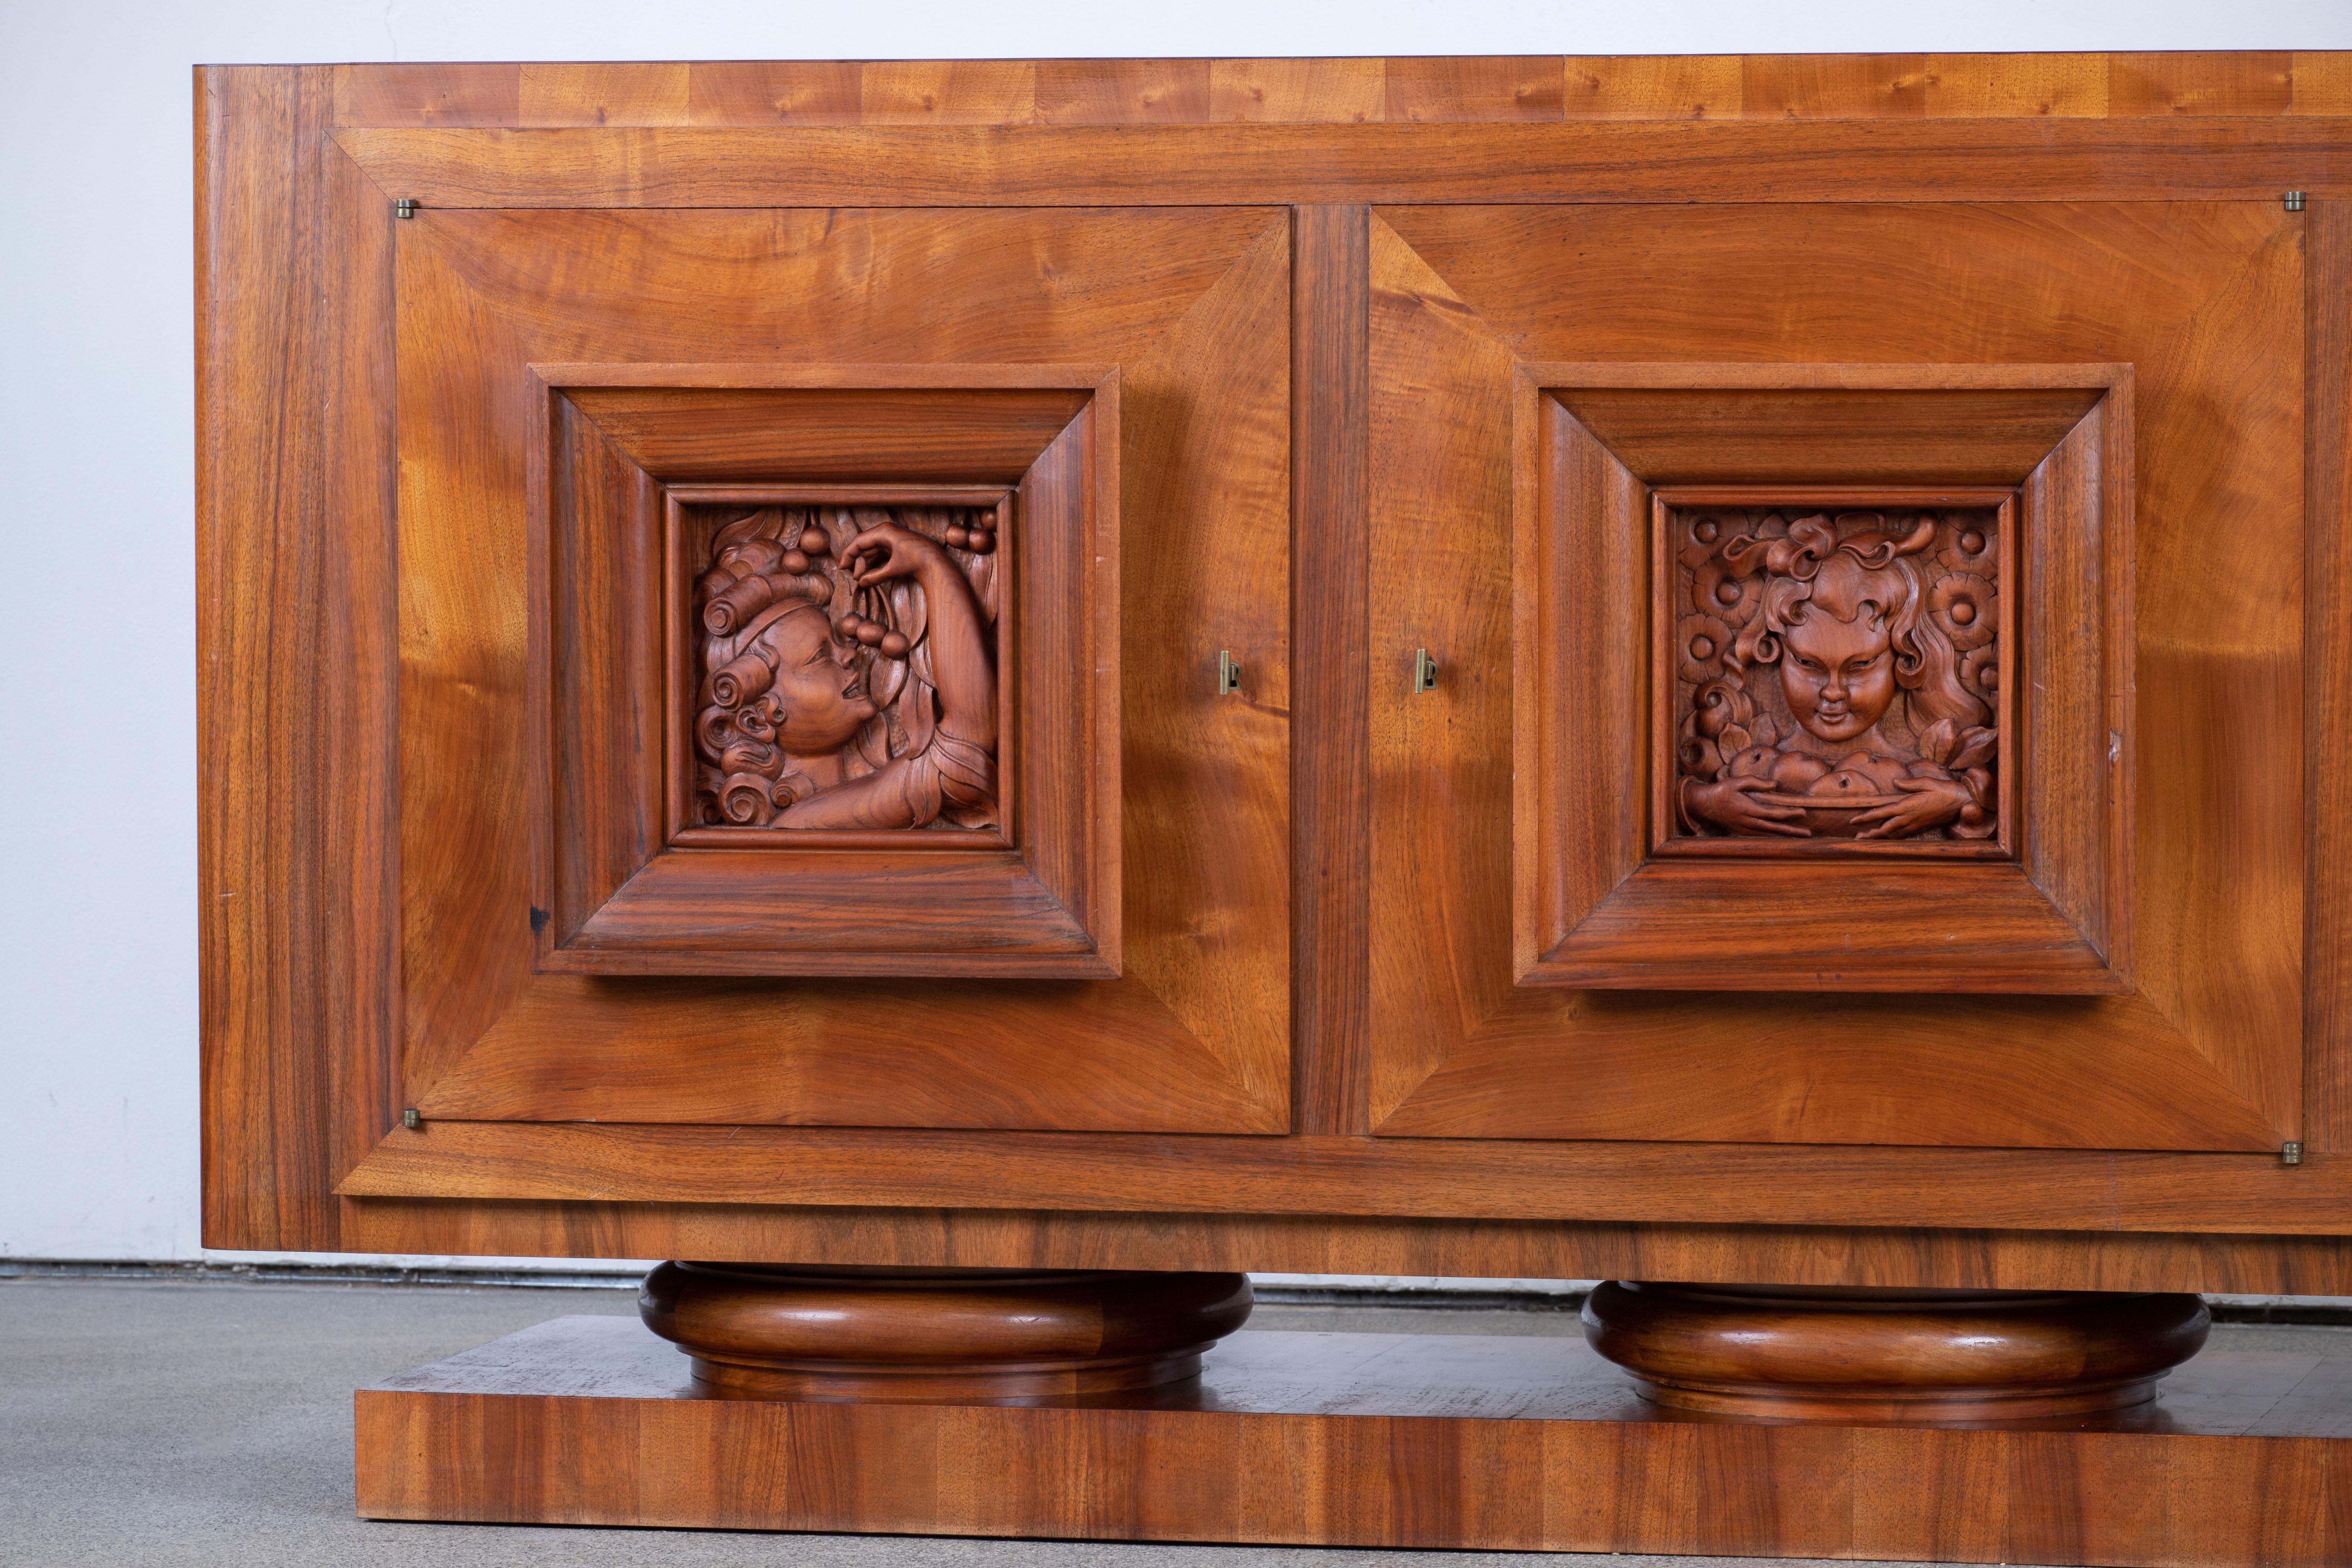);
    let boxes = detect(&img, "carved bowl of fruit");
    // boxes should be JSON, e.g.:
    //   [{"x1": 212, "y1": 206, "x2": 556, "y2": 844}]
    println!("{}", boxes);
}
[{"x1": 1750, "y1": 752, "x2": 1909, "y2": 841}]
